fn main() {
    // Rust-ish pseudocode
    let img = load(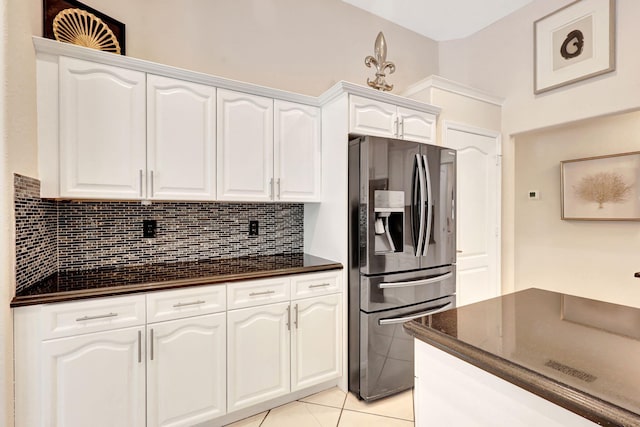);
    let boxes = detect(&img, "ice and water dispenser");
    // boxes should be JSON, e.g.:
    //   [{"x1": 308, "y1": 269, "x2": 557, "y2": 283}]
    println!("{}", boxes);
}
[{"x1": 373, "y1": 190, "x2": 404, "y2": 253}]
